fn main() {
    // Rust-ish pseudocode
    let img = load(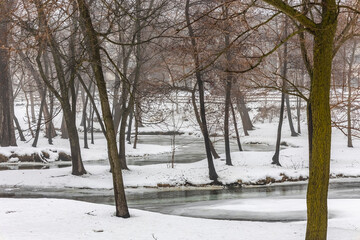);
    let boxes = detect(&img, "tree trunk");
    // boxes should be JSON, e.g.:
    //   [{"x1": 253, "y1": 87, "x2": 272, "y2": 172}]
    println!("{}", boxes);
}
[
  {"x1": 347, "y1": 84, "x2": 352, "y2": 147},
  {"x1": 119, "y1": 116, "x2": 129, "y2": 170},
  {"x1": 223, "y1": 4, "x2": 232, "y2": 166},
  {"x1": 34, "y1": 0, "x2": 87, "y2": 175},
  {"x1": 133, "y1": 114, "x2": 139, "y2": 149},
  {"x1": 118, "y1": 0, "x2": 142, "y2": 170},
  {"x1": 48, "y1": 91, "x2": 54, "y2": 145},
  {"x1": 224, "y1": 78, "x2": 232, "y2": 166},
  {"x1": 305, "y1": 15, "x2": 337, "y2": 240},
  {"x1": 32, "y1": 88, "x2": 46, "y2": 148},
  {"x1": 91, "y1": 107, "x2": 95, "y2": 144},
  {"x1": 82, "y1": 84, "x2": 91, "y2": 149},
  {"x1": 76, "y1": 0, "x2": 130, "y2": 218},
  {"x1": 126, "y1": 109, "x2": 133, "y2": 144},
  {"x1": 83, "y1": 103, "x2": 89, "y2": 149},
  {"x1": 285, "y1": 94, "x2": 298, "y2": 136},
  {"x1": 0, "y1": 1, "x2": 16, "y2": 147},
  {"x1": 29, "y1": 85, "x2": 36, "y2": 123},
  {"x1": 346, "y1": 41, "x2": 356, "y2": 148},
  {"x1": 230, "y1": 100, "x2": 242, "y2": 151},
  {"x1": 63, "y1": 105, "x2": 87, "y2": 175},
  {"x1": 61, "y1": 116, "x2": 69, "y2": 139},
  {"x1": 236, "y1": 92, "x2": 253, "y2": 132},
  {"x1": 272, "y1": 15, "x2": 289, "y2": 167},
  {"x1": 297, "y1": 96, "x2": 301, "y2": 134},
  {"x1": 22, "y1": 84, "x2": 35, "y2": 137},
  {"x1": 133, "y1": 102, "x2": 140, "y2": 149},
  {"x1": 186, "y1": 0, "x2": 218, "y2": 181},
  {"x1": 235, "y1": 96, "x2": 250, "y2": 136},
  {"x1": 14, "y1": 116, "x2": 26, "y2": 142},
  {"x1": 43, "y1": 51, "x2": 57, "y2": 139},
  {"x1": 272, "y1": 90, "x2": 285, "y2": 166},
  {"x1": 191, "y1": 91, "x2": 220, "y2": 159}
]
